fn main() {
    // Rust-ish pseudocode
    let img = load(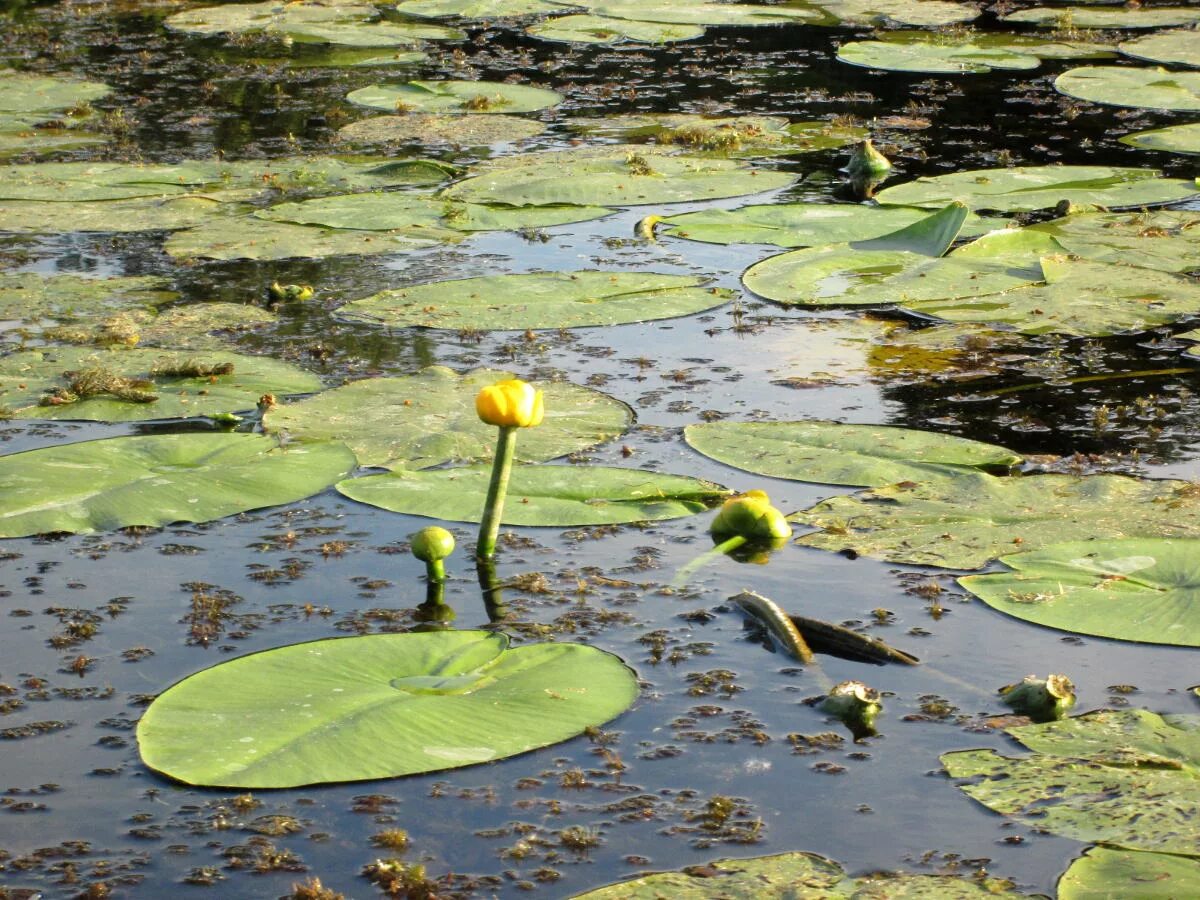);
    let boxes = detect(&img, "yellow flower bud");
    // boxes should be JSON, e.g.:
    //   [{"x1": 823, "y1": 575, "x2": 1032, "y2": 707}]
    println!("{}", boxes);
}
[
  {"x1": 475, "y1": 378, "x2": 544, "y2": 428},
  {"x1": 711, "y1": 491, "x2": 792, "y2": 541}
]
